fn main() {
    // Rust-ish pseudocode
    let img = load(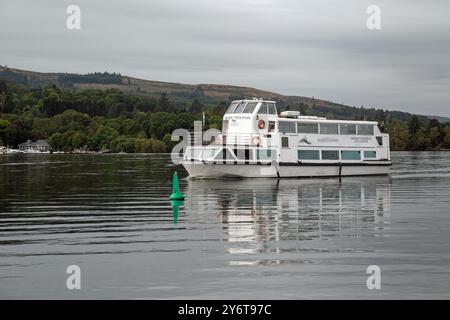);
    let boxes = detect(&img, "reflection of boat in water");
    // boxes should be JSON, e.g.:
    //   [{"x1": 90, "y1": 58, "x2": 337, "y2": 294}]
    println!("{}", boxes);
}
[{"x1": 183, "y1": 177, "x2": 391, "y2": 256}]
